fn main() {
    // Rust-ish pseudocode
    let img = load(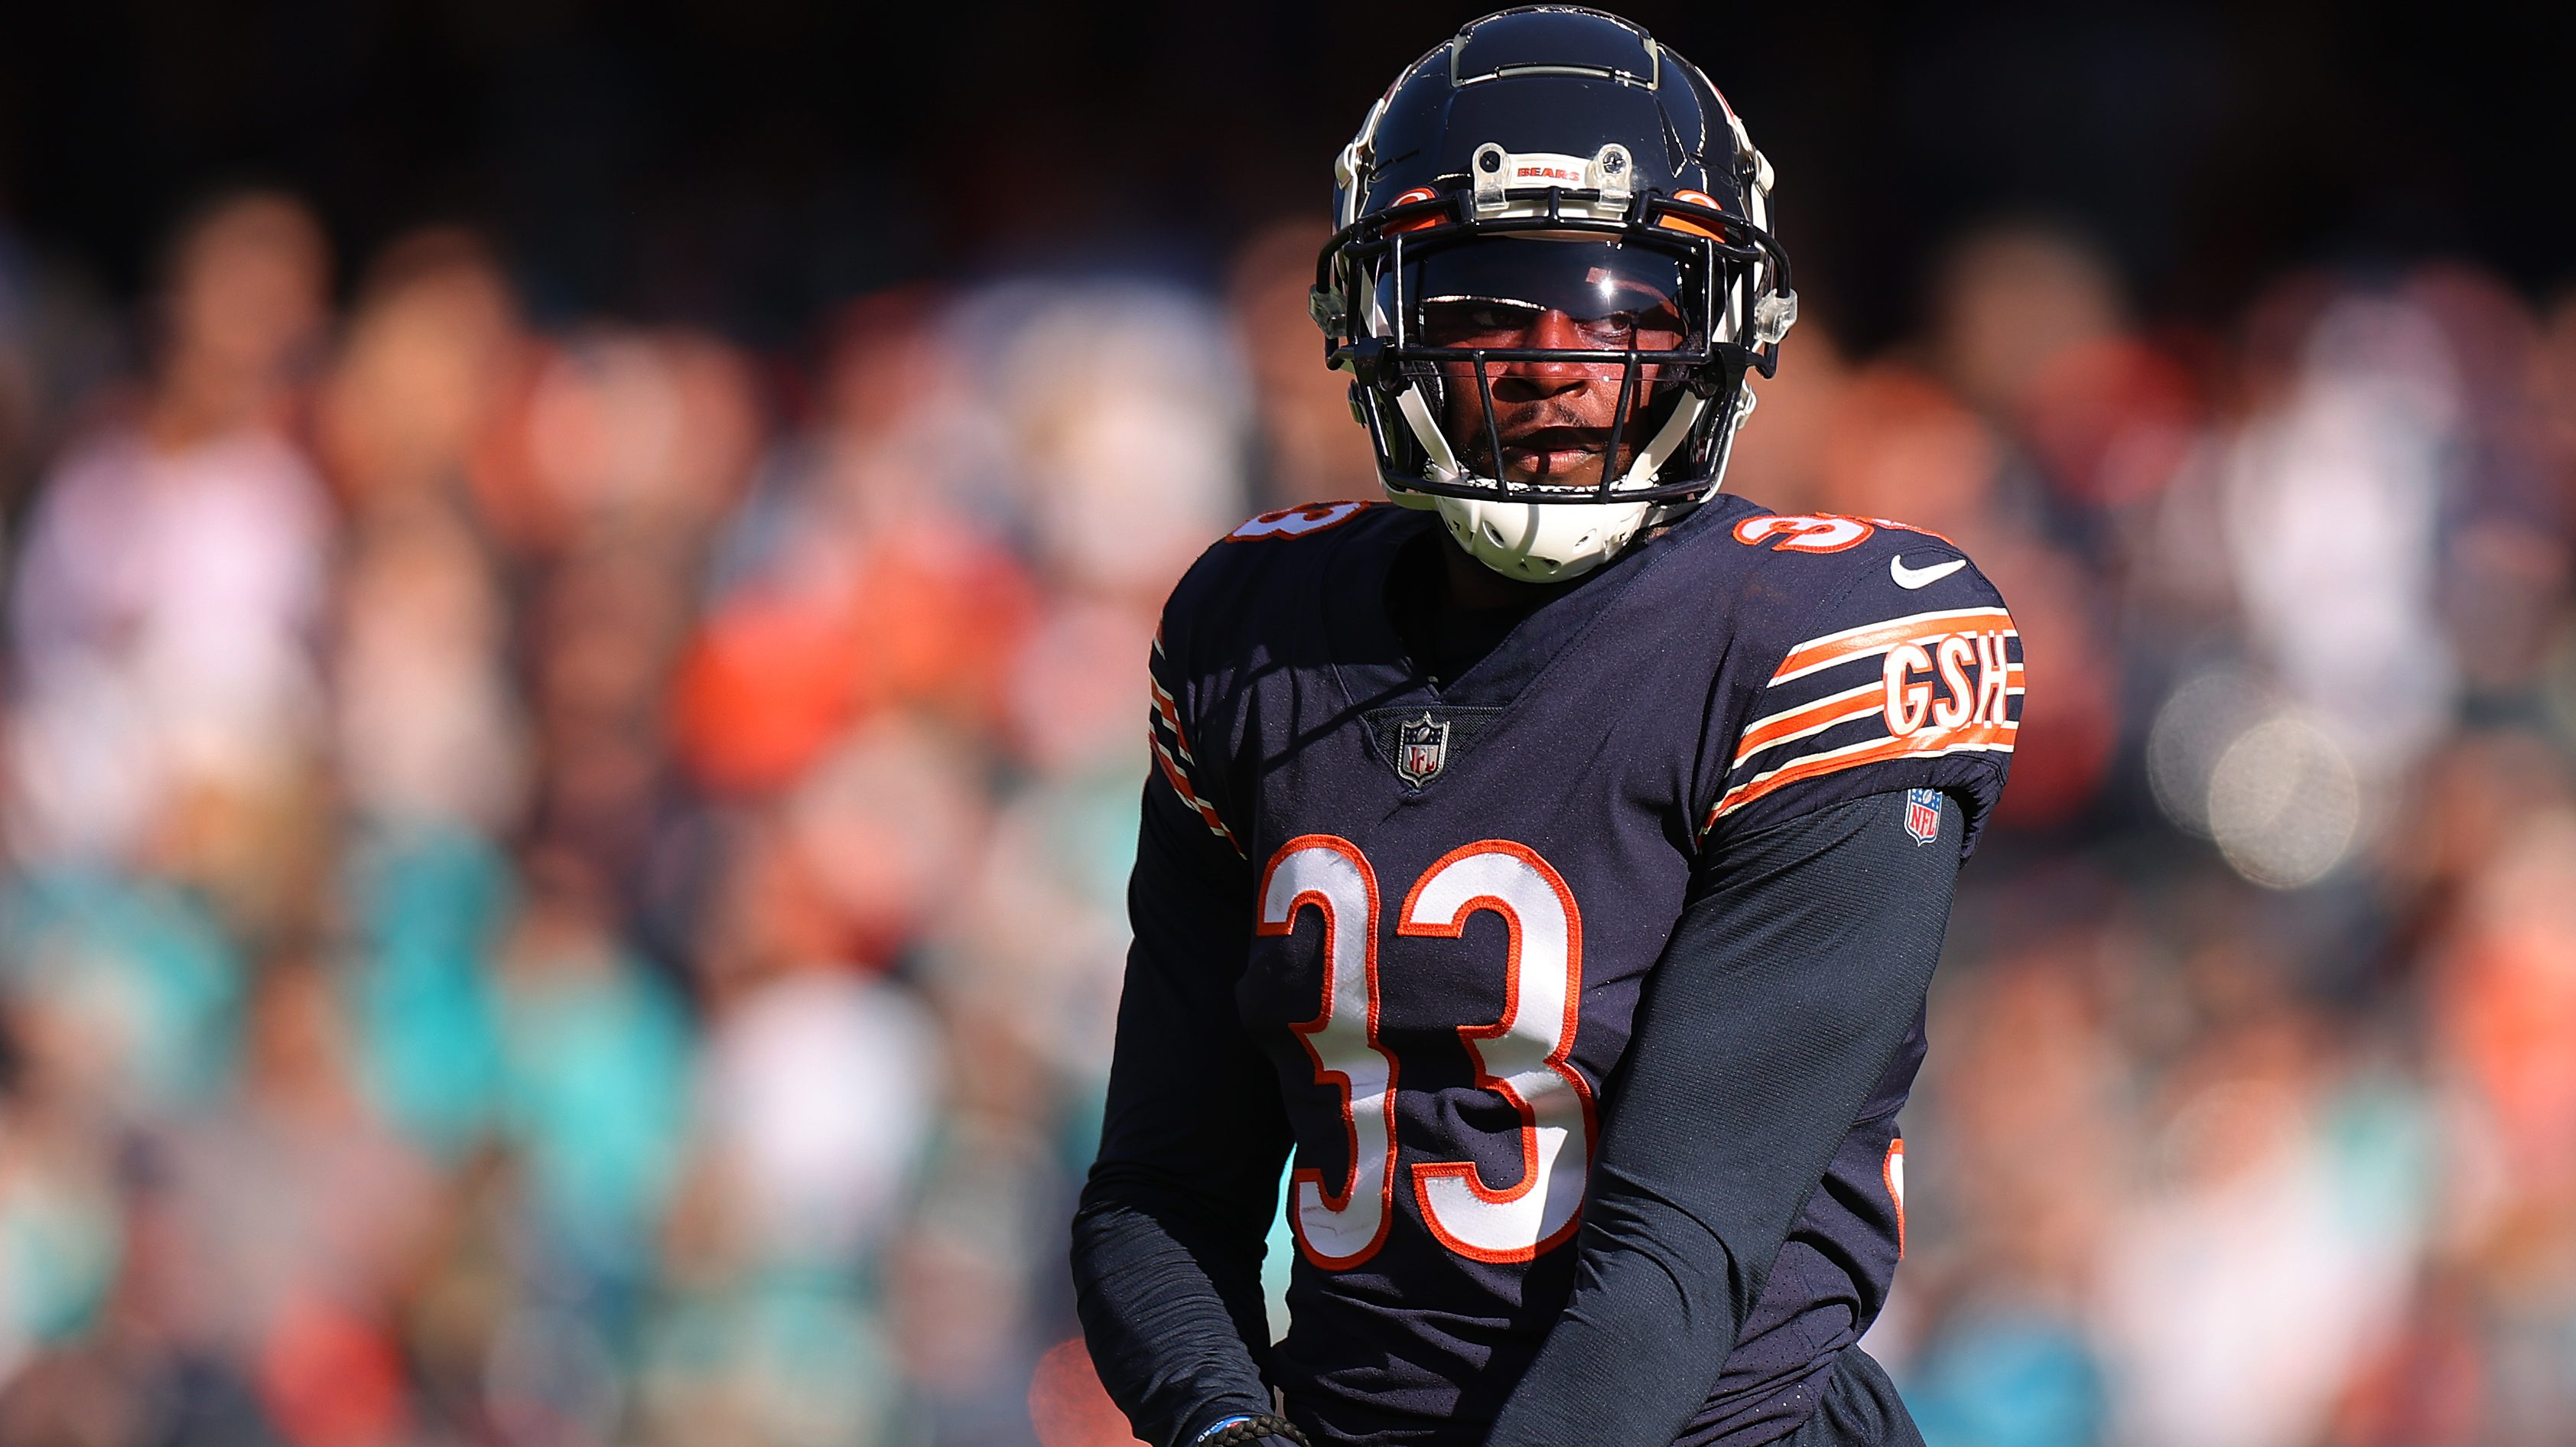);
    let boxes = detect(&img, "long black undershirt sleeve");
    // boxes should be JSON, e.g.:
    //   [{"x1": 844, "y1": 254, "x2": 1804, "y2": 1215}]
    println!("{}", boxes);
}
[
  {"x1": 1072, "y1": 778, "x2": 1293, "y2": 1447},
  {"x1": 1482, "y1": 789, "x2": 1966, "y2": 1447}
]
